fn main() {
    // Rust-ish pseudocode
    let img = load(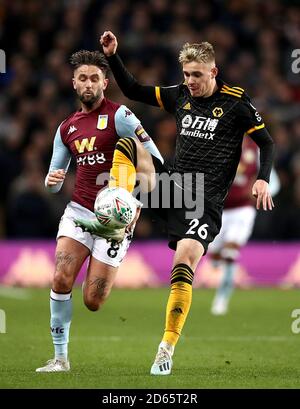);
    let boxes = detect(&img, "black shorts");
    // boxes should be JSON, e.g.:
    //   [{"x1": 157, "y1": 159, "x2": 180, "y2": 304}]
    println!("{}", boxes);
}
[{"x1": 139, "y1": 156, "x2": 223, "y2": 255}]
